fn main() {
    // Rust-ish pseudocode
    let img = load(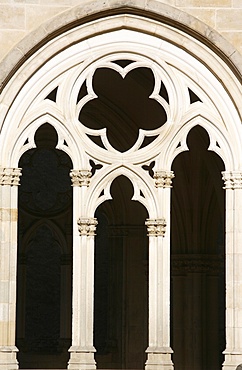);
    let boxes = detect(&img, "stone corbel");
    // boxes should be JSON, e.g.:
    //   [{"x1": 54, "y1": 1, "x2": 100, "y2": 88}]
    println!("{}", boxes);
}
[
  {"x1": 70, "y1": 169, "x2": 92, "y2": 187},
  {"x1": 145, "y1": 218, "x2": 166, "y2": 237},
  {"x1": 222, "y1": 171, "x2": 242, "y2": 189},
  {"x1": 0, "y1": 167, "x2": 22, "y2": 186},
  {"x1": 154, "y1": 171, "x2": 175, "y2": 188},
  {"x1": 77, "y1": 217, "x2": 98, "y2": 236}
]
